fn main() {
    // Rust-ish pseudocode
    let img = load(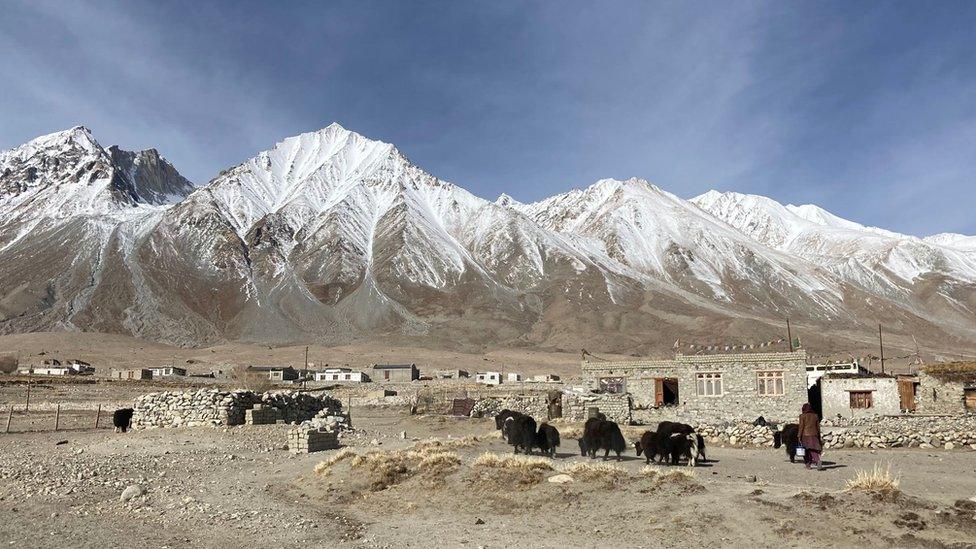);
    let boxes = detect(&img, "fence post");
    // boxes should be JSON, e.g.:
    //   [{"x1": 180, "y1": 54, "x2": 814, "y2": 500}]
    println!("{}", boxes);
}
[
  {"x1": 4, "y1": 407, "x2": 11, "y2": 434},
  {"x1": 54, "y1": 403, "x2": 60, "y2": 431},
  {"x1": 94, "y1": 404, "x2": 101, "y2": 429},
  {"x1": 25, "y1": 376, "x2": 31, "y2": 413}
]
